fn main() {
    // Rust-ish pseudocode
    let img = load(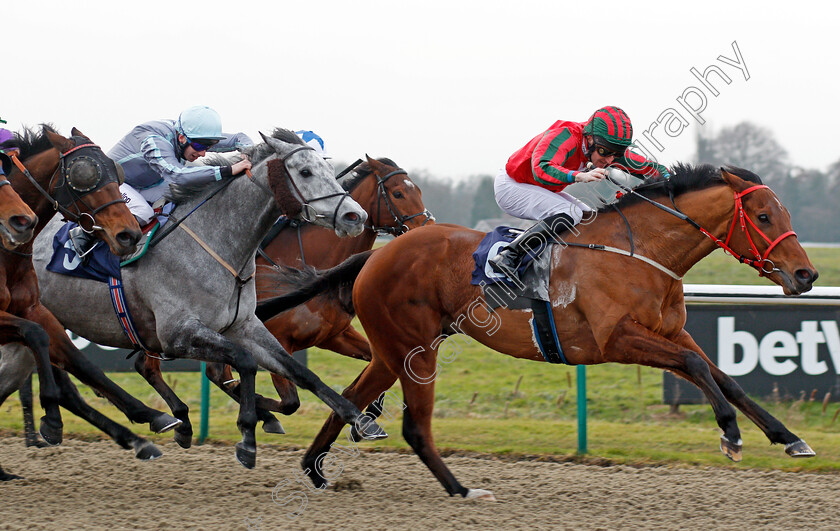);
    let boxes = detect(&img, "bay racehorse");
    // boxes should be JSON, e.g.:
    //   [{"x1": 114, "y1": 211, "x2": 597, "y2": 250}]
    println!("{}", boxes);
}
[
  {"x1": 130, "y1": 156, "x2": 433, "y2": 446},
  {"x1": 0, "y1": 144, "x2": 42, "y2": 480},
  {"x1": 257, "y1": 164, "x2": 818, "y2": 499},
  {"x1": 0, "y1": 126, "x2": 172, "y2": 480},
  {"x1": 31, "y1": 129, "x2": 387, "y2": 468}
]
